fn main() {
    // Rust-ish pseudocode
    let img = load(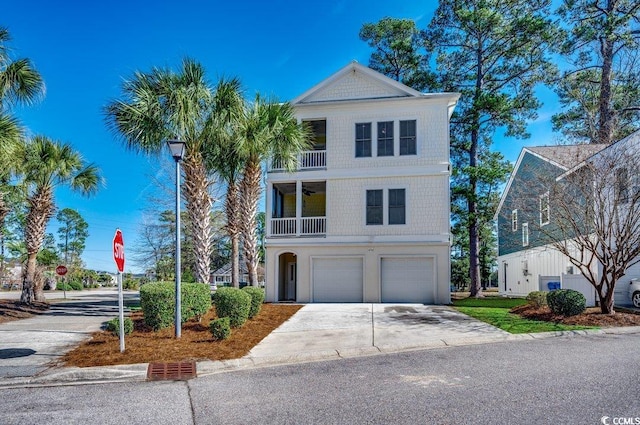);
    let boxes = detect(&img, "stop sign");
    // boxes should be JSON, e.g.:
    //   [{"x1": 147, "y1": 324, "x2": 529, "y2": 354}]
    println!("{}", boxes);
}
[
  {"x1": 55, "y1": 265, "x2": 68, "y2": 276},
  {"x1": 113, "y1": 229, "x2": 125, "y2": 273}
]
